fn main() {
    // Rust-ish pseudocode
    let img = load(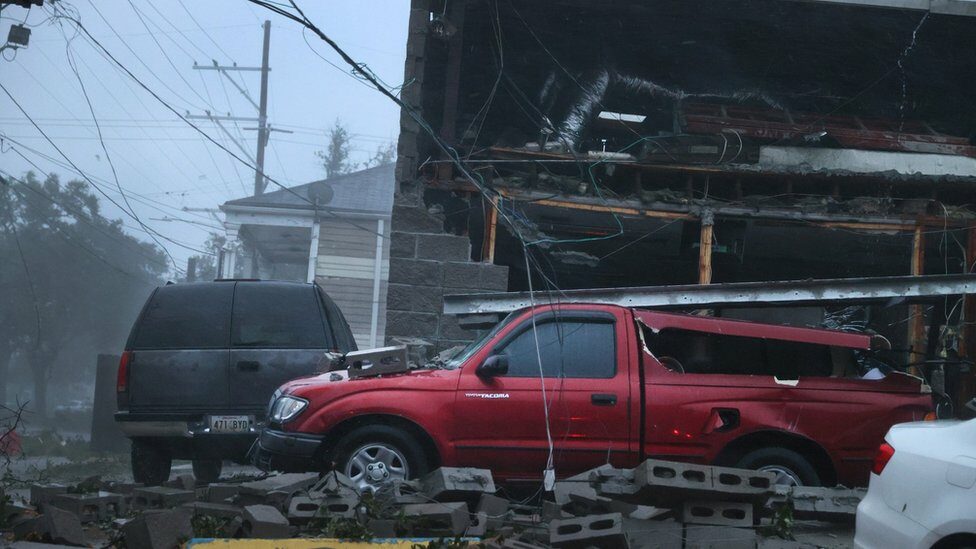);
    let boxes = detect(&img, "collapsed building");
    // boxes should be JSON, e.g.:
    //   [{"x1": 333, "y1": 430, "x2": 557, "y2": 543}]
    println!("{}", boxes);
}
[{"x1": 385, "y1": 0, "x2": 976, "y2": 409}]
